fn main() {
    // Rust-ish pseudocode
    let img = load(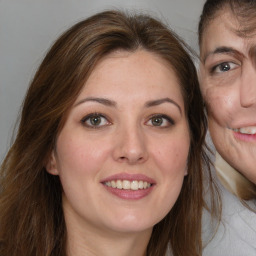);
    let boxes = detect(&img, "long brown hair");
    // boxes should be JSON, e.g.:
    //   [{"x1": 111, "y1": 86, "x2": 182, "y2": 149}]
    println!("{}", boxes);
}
[
  {"x1": 0, "y1": 10, "x2": 213, "y2": 256},
  {"x1": 198, "y1": 0, "x2": 256, "y2": 200}
]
